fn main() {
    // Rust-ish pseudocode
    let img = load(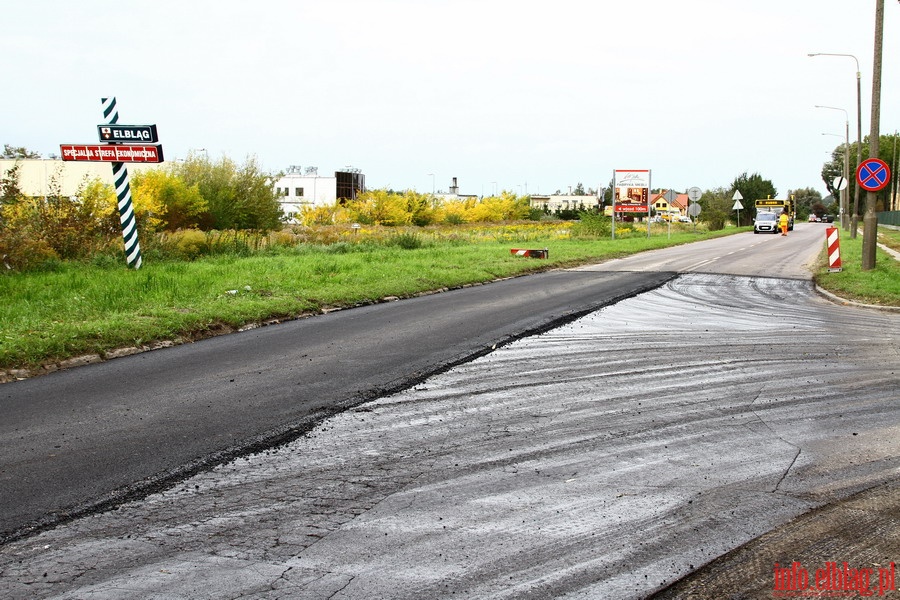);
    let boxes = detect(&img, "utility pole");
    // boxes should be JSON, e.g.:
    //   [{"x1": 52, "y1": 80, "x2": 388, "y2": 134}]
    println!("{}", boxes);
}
[{"x1": 862, "y1": 0, "x2": 884, "y2": 270}]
